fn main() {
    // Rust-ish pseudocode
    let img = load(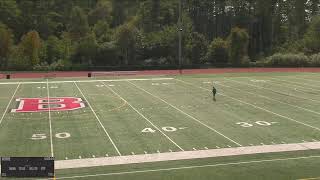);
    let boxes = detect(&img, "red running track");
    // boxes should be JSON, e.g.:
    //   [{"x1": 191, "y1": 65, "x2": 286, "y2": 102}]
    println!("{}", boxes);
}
[{"x1": 0, "y1": 68, "x2": 319, "y2": 79}]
